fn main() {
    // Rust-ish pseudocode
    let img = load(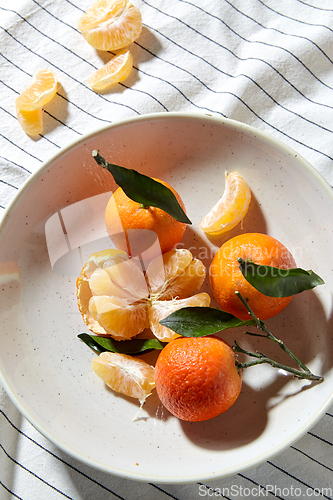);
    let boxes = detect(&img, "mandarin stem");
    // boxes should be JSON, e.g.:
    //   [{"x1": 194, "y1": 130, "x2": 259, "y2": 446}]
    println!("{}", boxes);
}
[
  {"x1": 235, "y1": 291, "x2": 315, "y2": 376},
  {"x1": 233, "y1": 342, "x2": 323, "y2": 382},
  {"x1": 92, "y1": 149, "x2": 109, "y2": 169}
]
